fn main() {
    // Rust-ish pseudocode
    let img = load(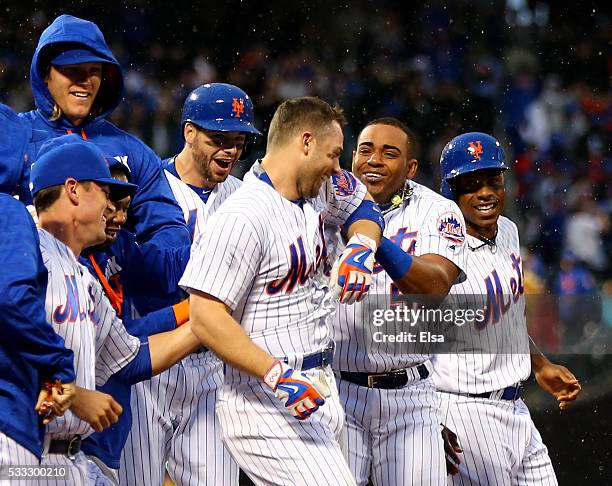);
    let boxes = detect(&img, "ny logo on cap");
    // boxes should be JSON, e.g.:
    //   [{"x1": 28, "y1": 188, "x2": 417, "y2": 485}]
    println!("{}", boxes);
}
[
  {"x1": 232, "y1": 98, "x2": 245, "y2": 118},
  {"x1": 467, "y1": 141, "x2": 483, "y2": 161}
]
